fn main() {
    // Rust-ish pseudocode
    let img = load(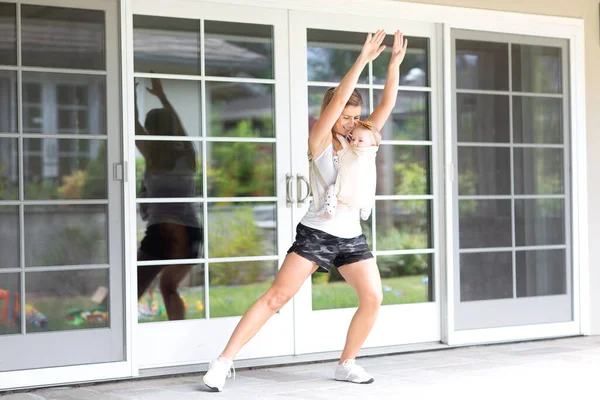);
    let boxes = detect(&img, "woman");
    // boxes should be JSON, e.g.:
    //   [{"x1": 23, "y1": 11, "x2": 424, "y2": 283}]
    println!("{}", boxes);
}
[
  {"x1": 204, "y1": 29, "x2": 408, "y2": 391},
  {"x1": 135, "y1": 78, "x2": 203, "y2": 321}
]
